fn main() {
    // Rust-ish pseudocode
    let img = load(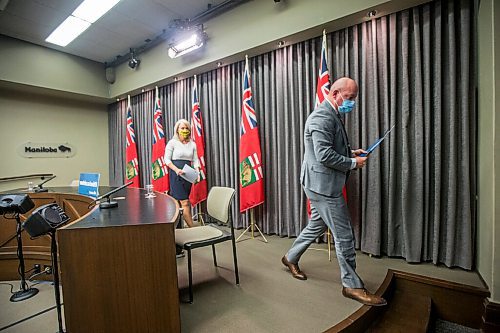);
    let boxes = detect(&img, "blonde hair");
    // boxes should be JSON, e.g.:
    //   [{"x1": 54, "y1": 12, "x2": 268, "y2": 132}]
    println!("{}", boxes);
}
[{"x1": 173, "y1": 118, "x2": 192, "y2": 141}]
